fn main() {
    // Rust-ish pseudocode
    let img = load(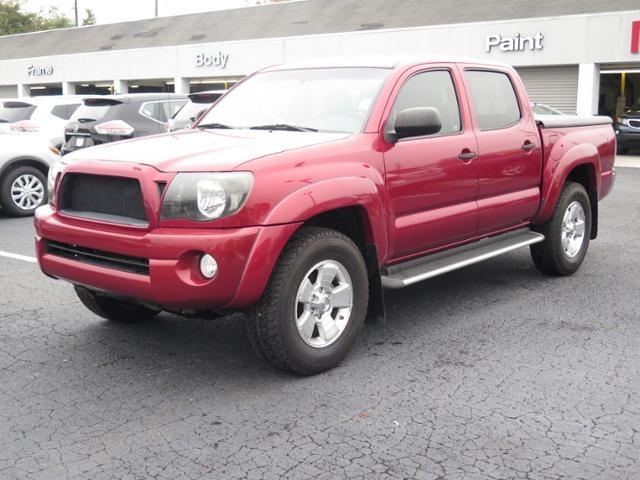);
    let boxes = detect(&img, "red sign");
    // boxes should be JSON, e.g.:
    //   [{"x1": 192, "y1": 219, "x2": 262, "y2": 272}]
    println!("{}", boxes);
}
[{"x1": 633, "y1": 21, "x2": 640, "y2": 54}]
